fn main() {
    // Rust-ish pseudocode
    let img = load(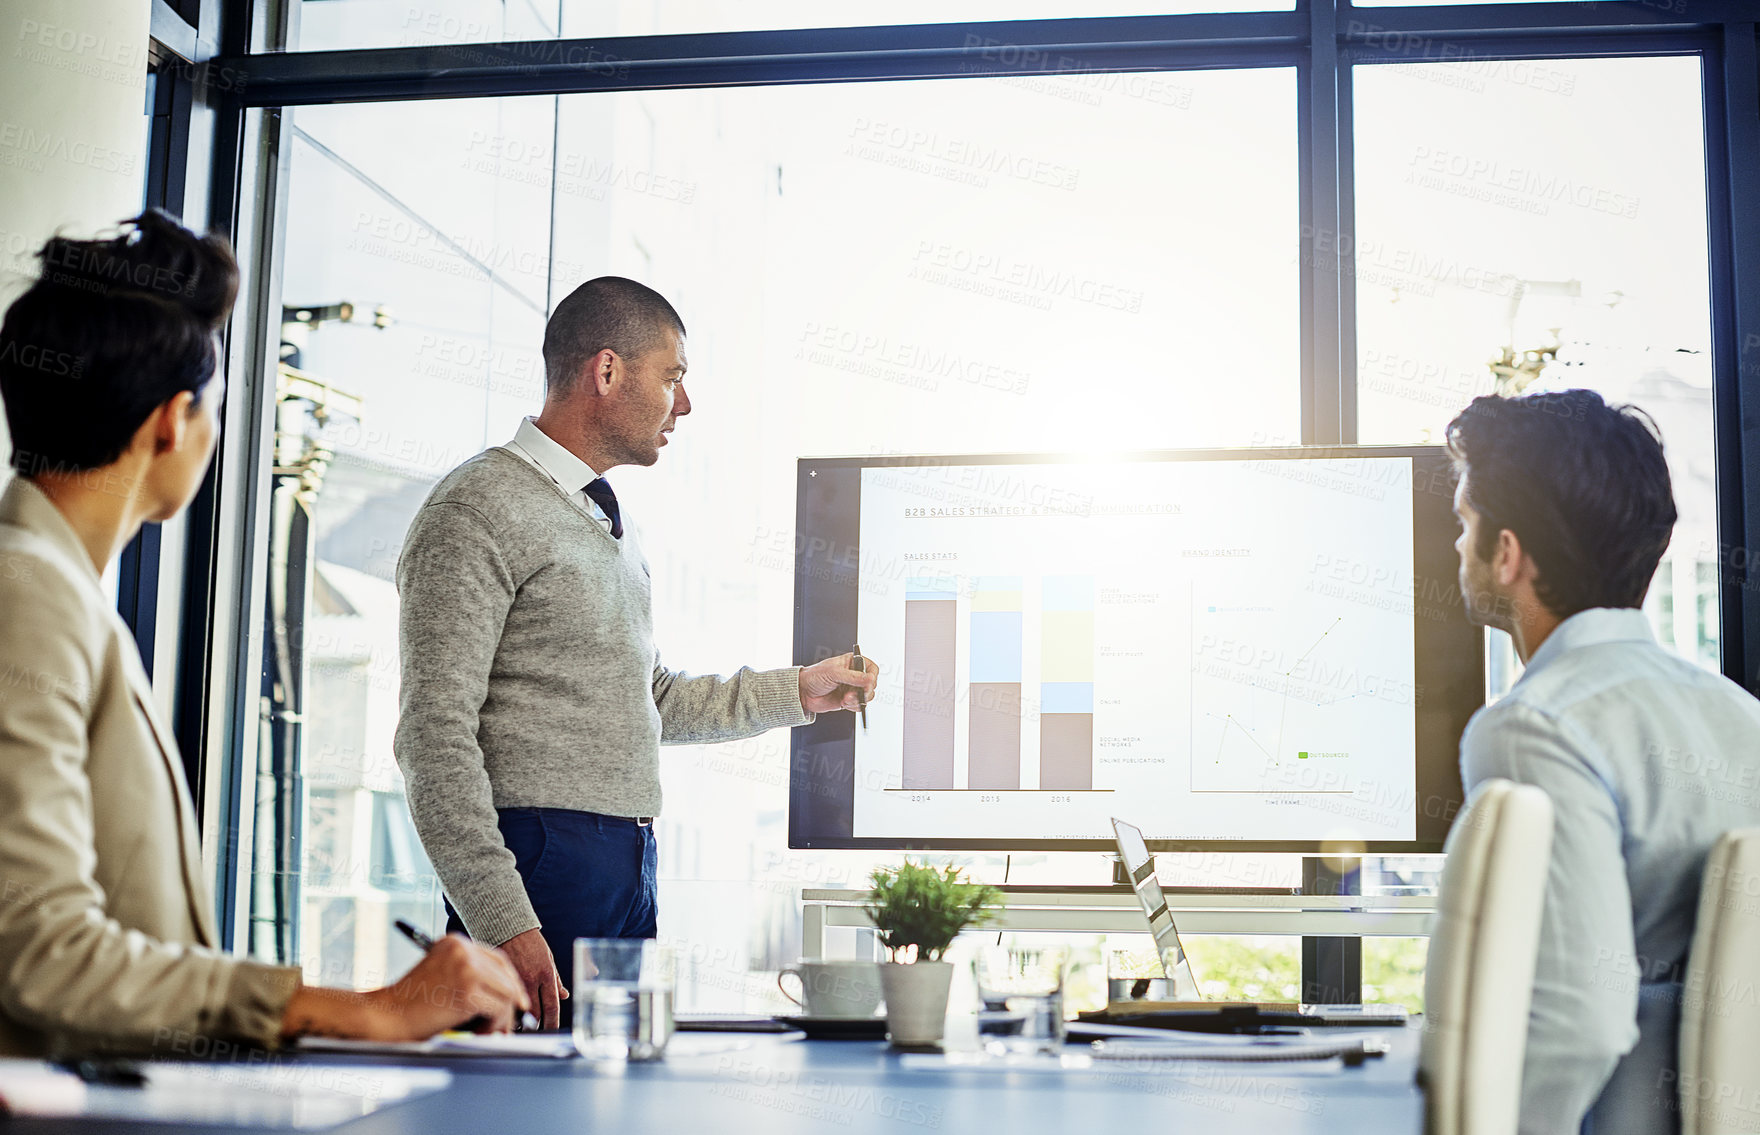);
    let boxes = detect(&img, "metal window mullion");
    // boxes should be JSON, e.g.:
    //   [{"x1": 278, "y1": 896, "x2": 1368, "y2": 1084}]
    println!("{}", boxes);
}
[
  {"x1": 119, "y1": 57, "x2": 197, "y2": 685},
  {"x1": 1301, "y1": 0, "x2": 1363, "y2": 1005},
  {"x1": 1344, "y1": 29, "x2": 1715, "y2": 65},
  {"x1": 1706, "y1": 25, "x2": 1760, "y2": 691},
  {"x1": 1306, "y1": 0, "x2": 1346, "y2": 446},
  {"x1": 155, "y1": 60, "x2": 204, "y2": 770},
  {"x1": 1334, "y1": 0, "x2": 1732, "y2": 39},
  {"x1": 1336, "y1": 57, "x2": 1357, "y2": 445},
  {"x1": 220, "y1": 12, "x2": 1308, "y2": 106},
  {"x1": 1298, "y1": 52, "x2": 1315, "y2": 447},
  {"x1": 193, "y1": 102, "x2": 291, "y2": 952},
  {"x1": 232, "y1": 47, "x2": 1304, "y2": 106}
]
